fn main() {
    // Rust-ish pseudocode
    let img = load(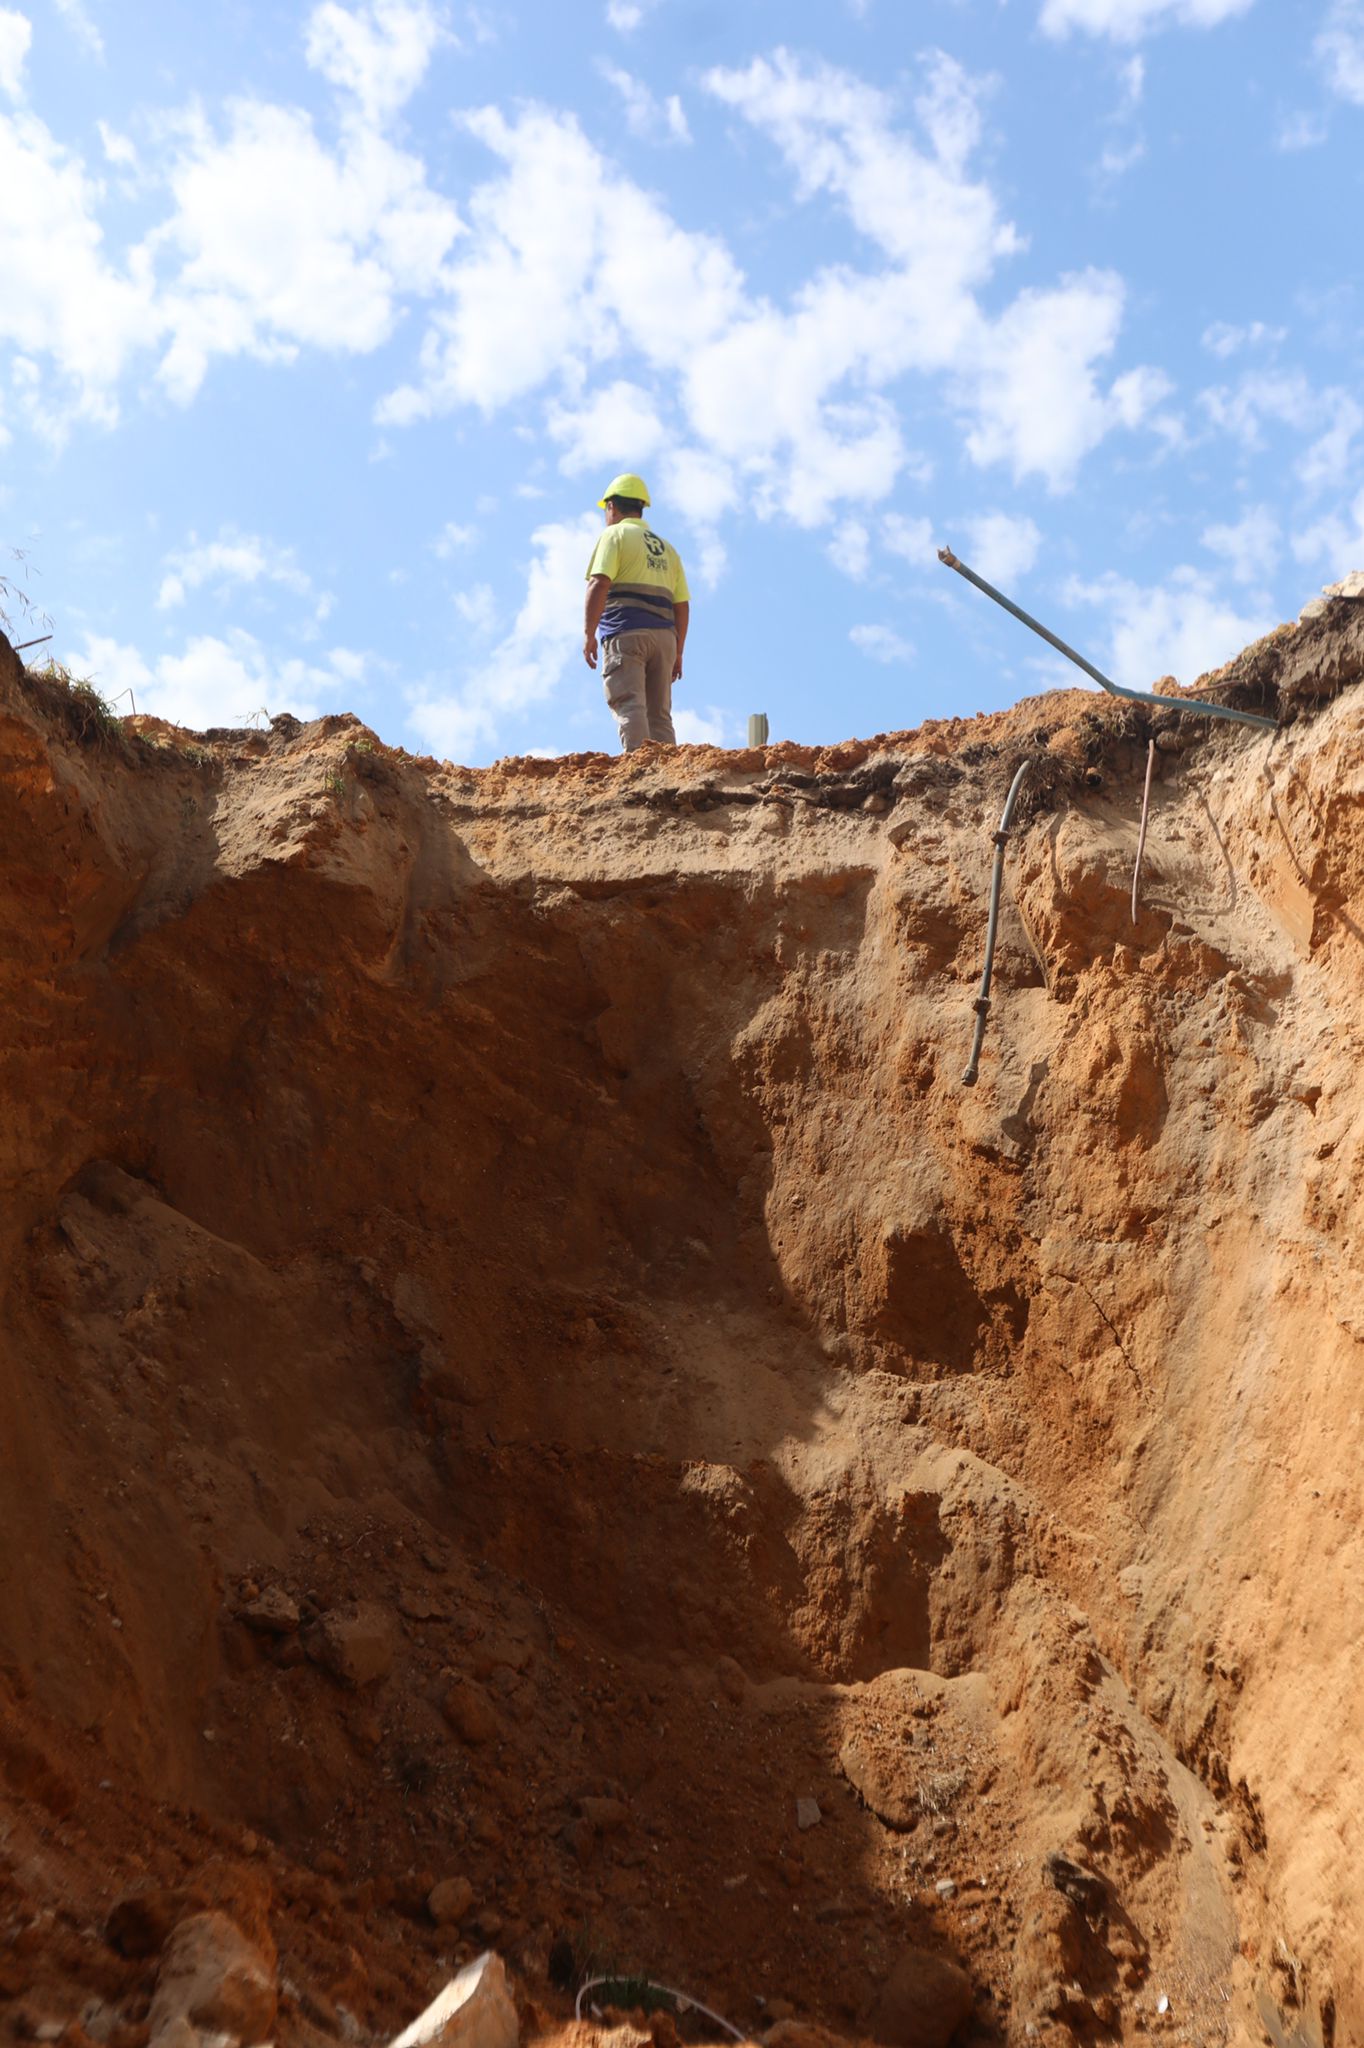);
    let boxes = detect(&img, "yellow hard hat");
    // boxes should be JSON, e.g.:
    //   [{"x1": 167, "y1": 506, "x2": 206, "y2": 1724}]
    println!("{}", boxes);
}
[{"x1": 597, "y1": 472, "x2": 651, "y2": 507}]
